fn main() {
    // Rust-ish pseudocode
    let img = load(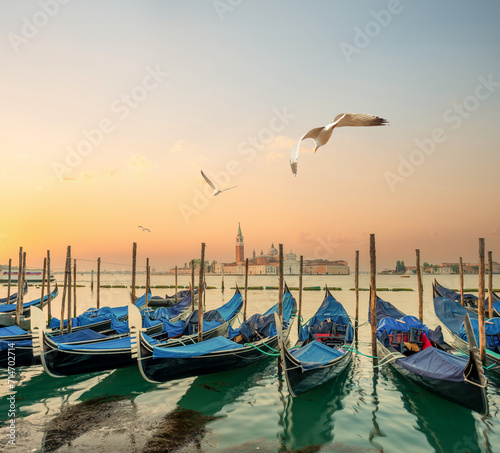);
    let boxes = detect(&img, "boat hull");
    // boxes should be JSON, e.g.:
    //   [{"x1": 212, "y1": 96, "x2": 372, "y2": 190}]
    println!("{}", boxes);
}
[
  {"x1": 138, "y1": 323, "x2": 292, "y2": 383},
  {"x1": 281, "y1": 343, "x2": 352, "y2": 396},
  {"x1": 377, "y1": 340, "x2": 488, "y2": 415}
]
